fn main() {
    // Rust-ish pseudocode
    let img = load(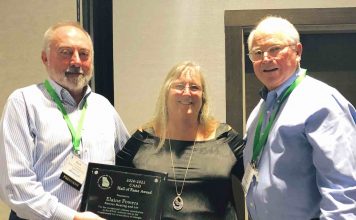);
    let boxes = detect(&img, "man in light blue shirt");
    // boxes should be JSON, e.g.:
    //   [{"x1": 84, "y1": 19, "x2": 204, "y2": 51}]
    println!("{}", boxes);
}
[
  {"x1": 243, "y1": 16, "x2": 356, "y2": 219},
  {"x1": 0, "y1": 22, "x2": 129, "y2": 220}
]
